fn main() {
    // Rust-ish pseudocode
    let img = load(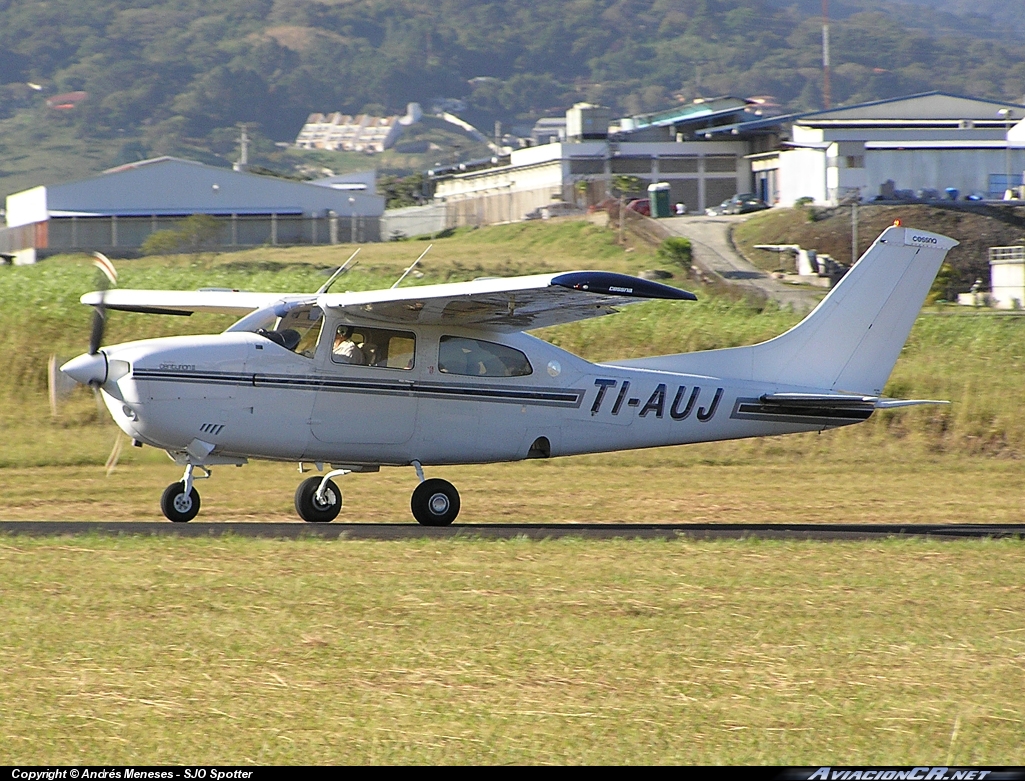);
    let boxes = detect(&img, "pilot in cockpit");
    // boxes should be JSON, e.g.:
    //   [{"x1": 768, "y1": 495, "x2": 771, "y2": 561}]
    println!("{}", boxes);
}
[{"x1": 333, "y1": 326, "x2": 365, "y2": 365}]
